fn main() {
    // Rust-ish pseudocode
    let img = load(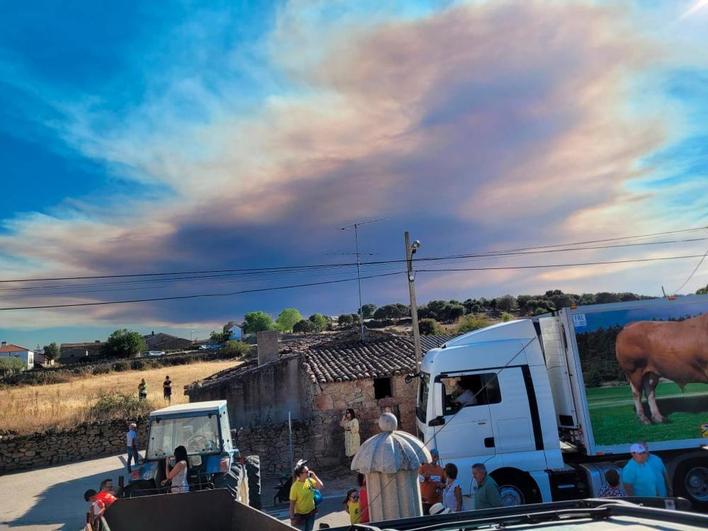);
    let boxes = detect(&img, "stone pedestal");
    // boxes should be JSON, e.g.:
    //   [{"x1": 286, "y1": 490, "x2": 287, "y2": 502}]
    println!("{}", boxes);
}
[{"x1": 351, "y1": 412, "x2": 431, "y2": 521}]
